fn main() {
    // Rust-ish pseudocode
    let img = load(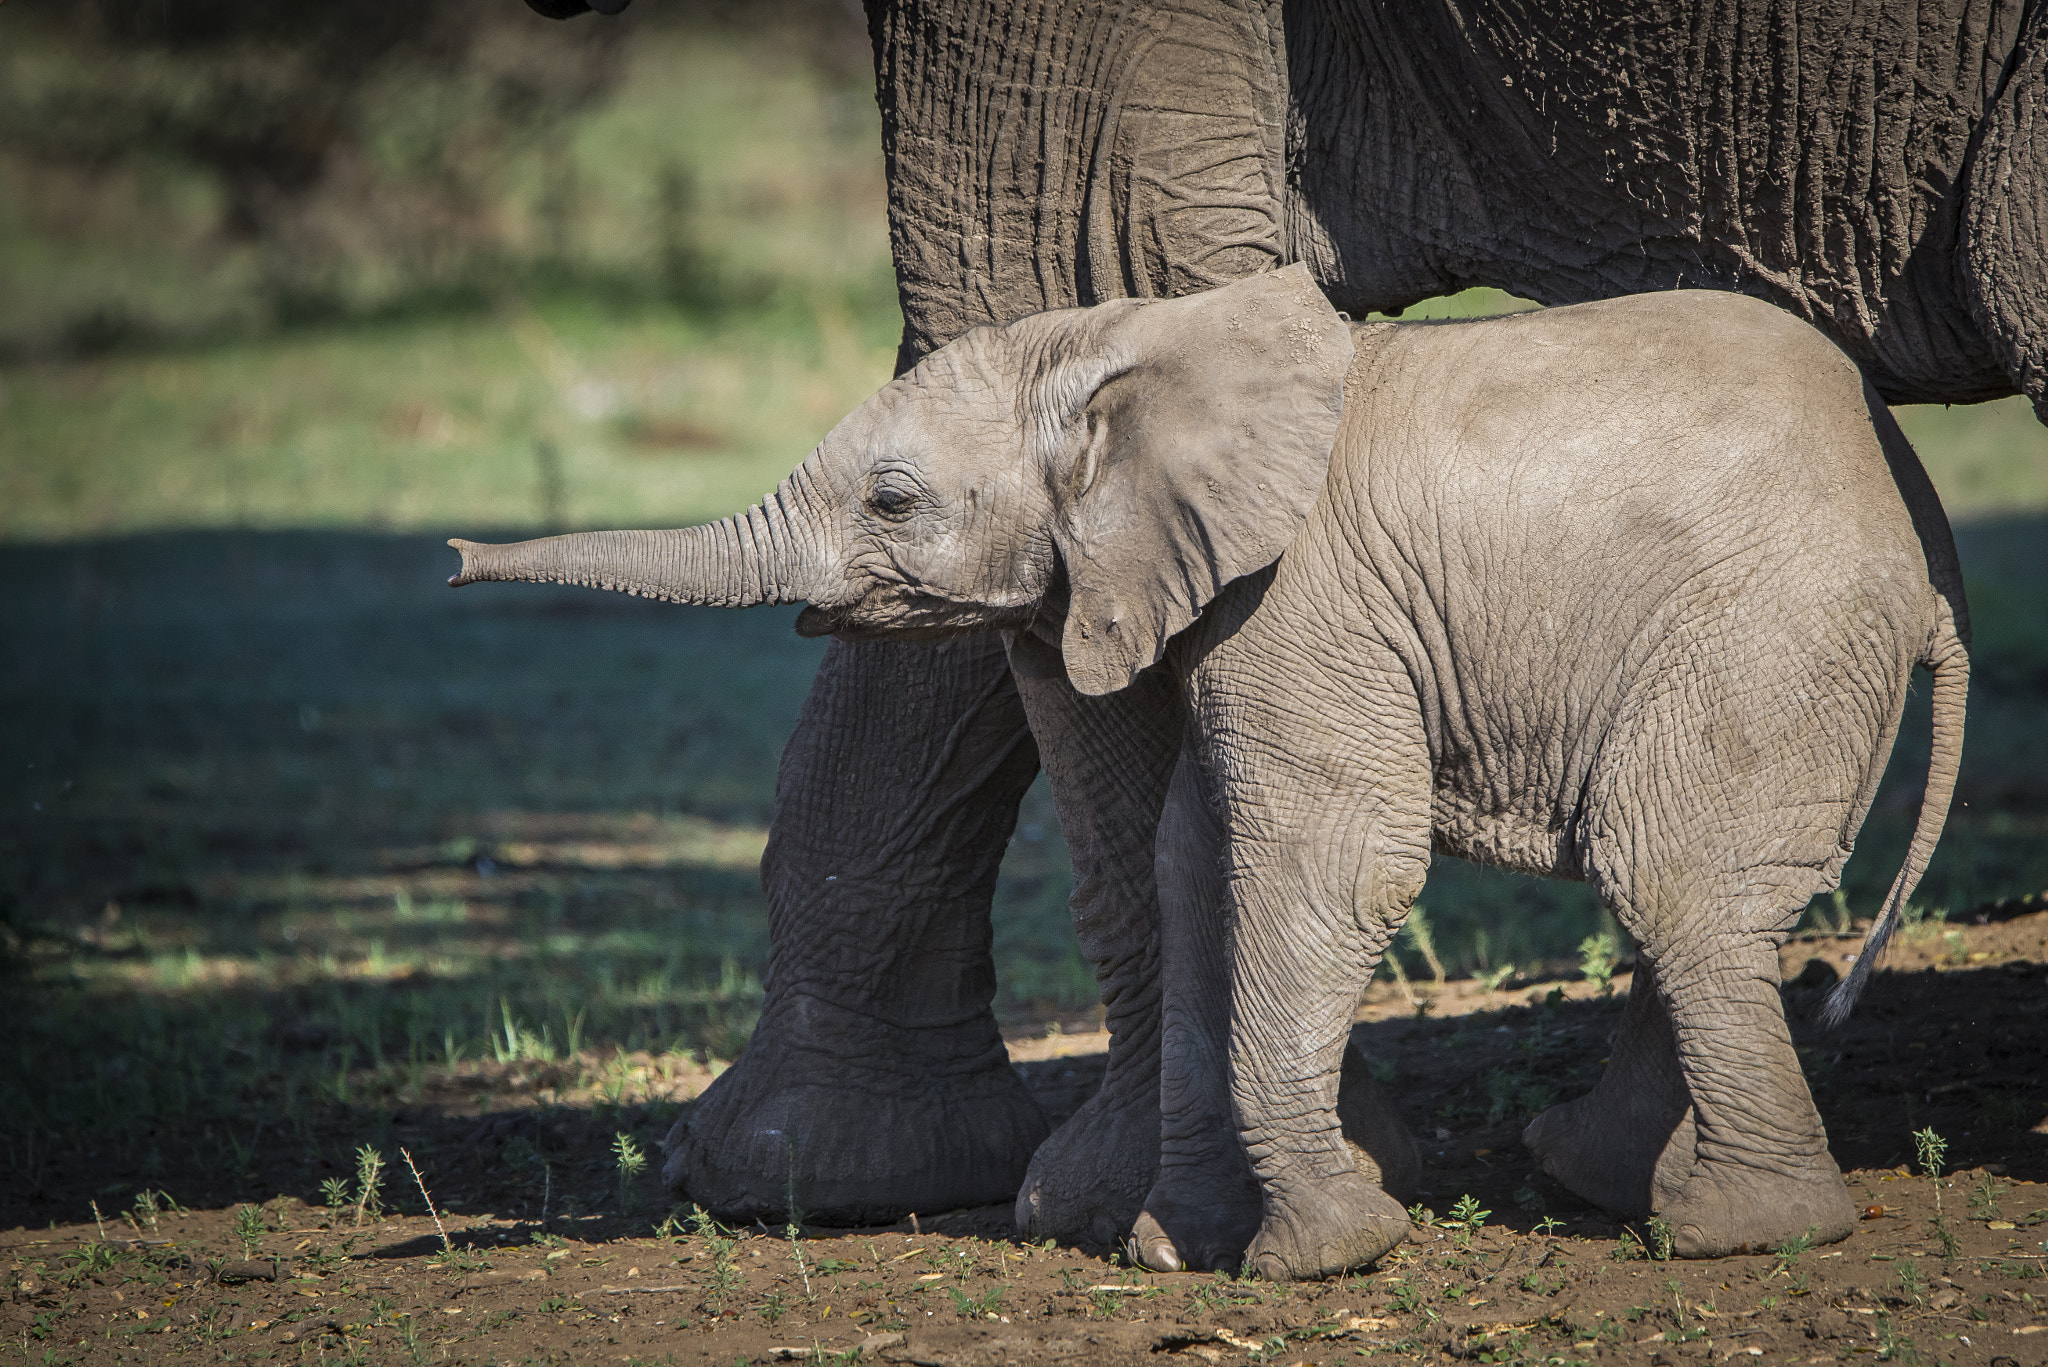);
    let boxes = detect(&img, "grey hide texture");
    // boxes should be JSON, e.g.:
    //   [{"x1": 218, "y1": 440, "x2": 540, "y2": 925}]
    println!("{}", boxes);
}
[
  {"x1": 501, "y1": 0, "x2": 2030, "y2": 1241},
  {"x1": 451, "y1": 280, "x2": 1968, "y2": 1276}
]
